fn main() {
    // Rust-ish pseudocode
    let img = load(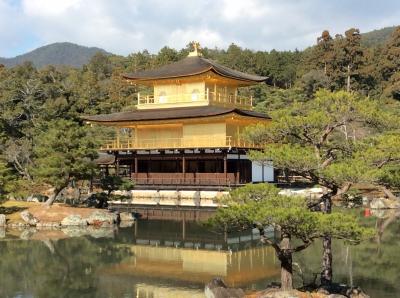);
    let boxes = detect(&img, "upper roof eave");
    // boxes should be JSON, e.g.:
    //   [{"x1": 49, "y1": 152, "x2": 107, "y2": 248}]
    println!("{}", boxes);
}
[{"x1": 122, "y1": 56, "x2": 268, "y2": 84}]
